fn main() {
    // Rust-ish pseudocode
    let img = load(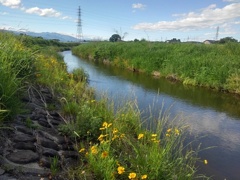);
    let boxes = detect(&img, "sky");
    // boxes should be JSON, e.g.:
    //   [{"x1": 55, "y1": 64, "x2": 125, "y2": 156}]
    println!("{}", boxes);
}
[{"x1": 0, "y1": 0, "x2": 240, "y2": 42}]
